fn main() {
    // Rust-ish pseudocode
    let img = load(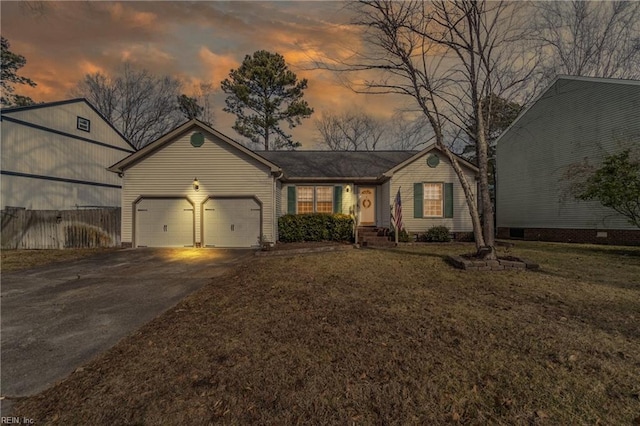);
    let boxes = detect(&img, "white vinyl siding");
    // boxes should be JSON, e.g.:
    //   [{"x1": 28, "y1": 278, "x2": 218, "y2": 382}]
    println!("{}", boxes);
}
[
  {"x1": 497, "y1": 77, "x2": 640, "y2": 231},
  {"x1": 390, "y1": 150, "x2": 475, "y2": 233},
  {"x1": 121, "y1": 129, "x2": 275, "y2": 246},
  {"x1": 1, "y1": 100, "x2": 131, "y2": 210}
]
